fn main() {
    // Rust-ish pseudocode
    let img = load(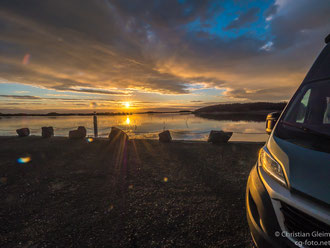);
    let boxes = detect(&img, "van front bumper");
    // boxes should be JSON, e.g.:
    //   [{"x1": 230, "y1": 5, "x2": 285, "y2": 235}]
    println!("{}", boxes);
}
[{"x1": 246, "y1": 165, "x2": 296, "y2": 248}]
